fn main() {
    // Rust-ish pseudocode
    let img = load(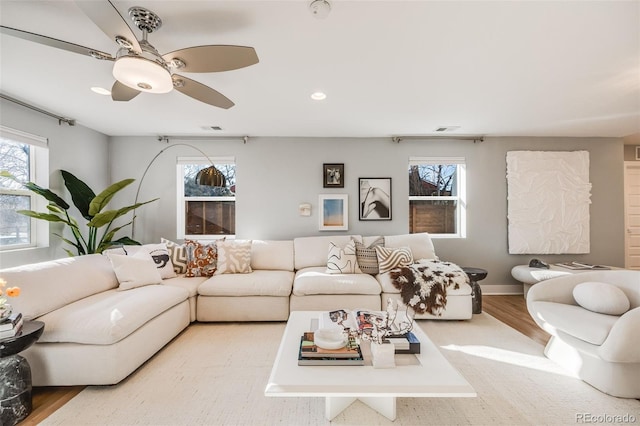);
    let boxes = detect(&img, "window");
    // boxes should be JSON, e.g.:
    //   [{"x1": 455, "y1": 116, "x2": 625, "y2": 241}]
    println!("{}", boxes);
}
[
  {"x1": 177, "y1": 157, "x2": 235, "y2": 239},
  {"x1": 409, "y1": 157, "x2": 466, "y2": 238},
  {"x1": 0, "y1": 126, "x2": 49, "y2": 250}
]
